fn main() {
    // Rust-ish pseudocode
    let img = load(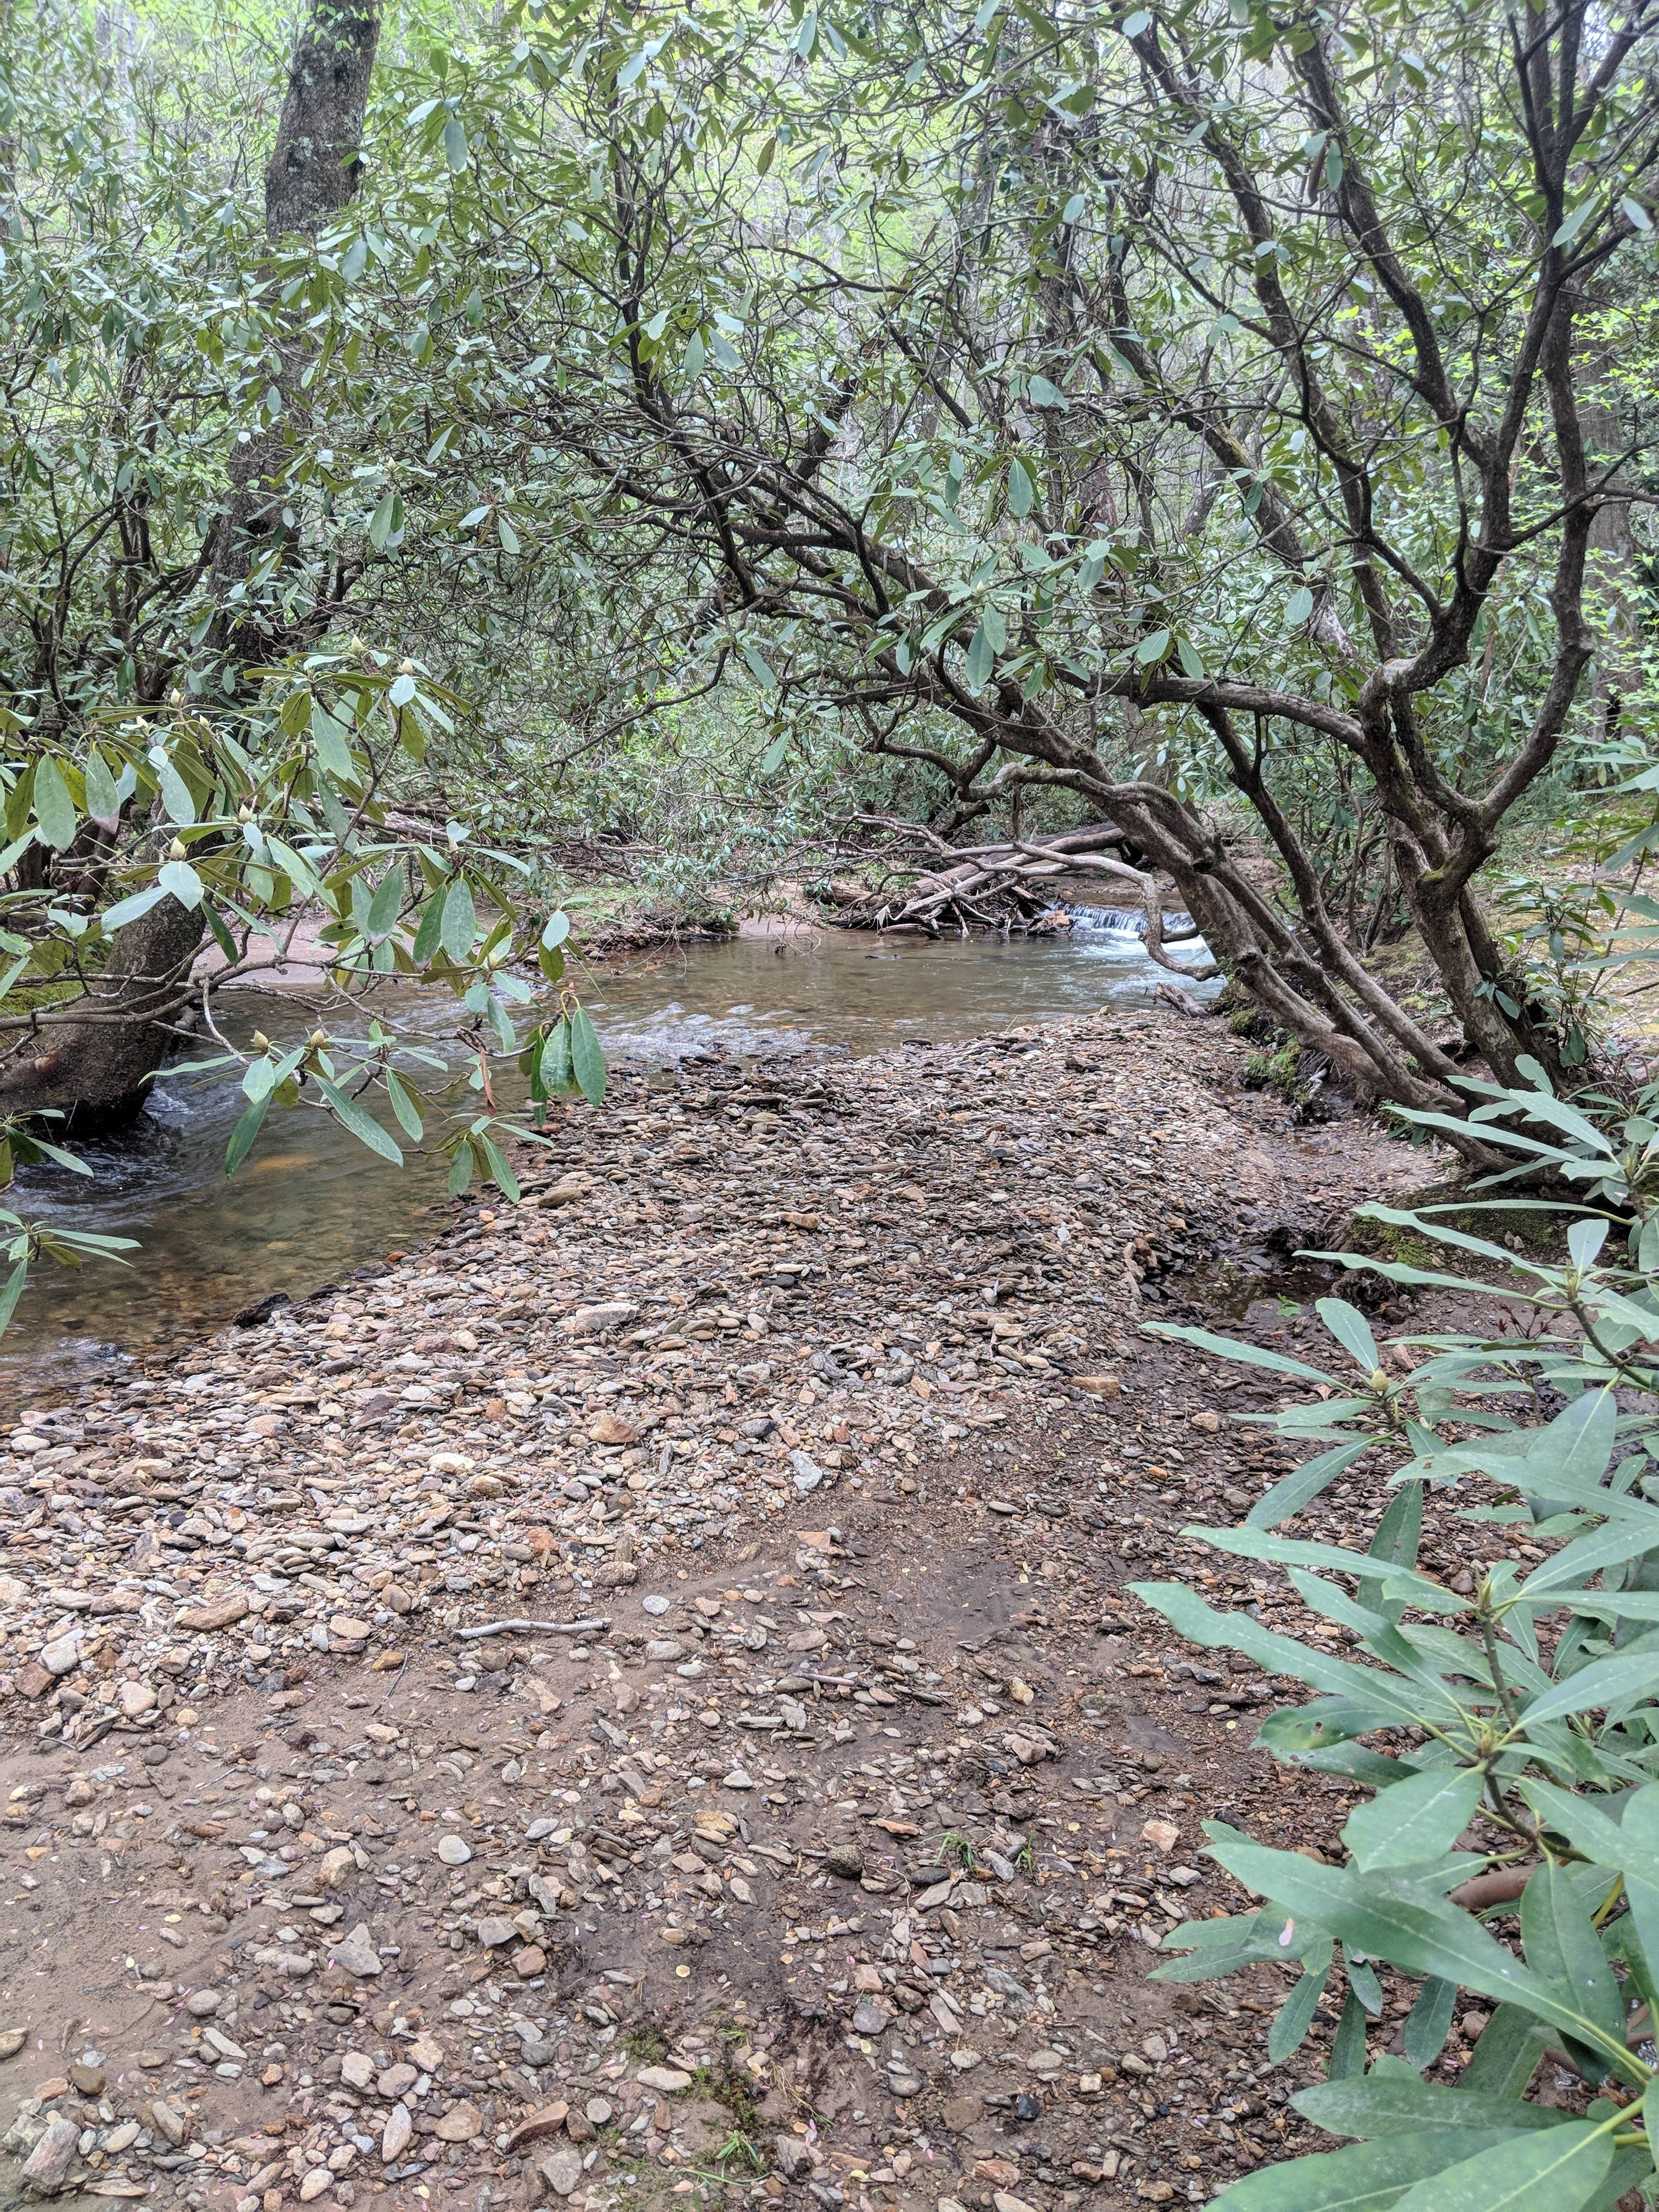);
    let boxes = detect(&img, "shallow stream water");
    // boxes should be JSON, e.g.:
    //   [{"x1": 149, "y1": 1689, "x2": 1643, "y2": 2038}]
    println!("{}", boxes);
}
[{"x1": 17, "y1": 916, "x2": 1216, "y2": 1401}]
